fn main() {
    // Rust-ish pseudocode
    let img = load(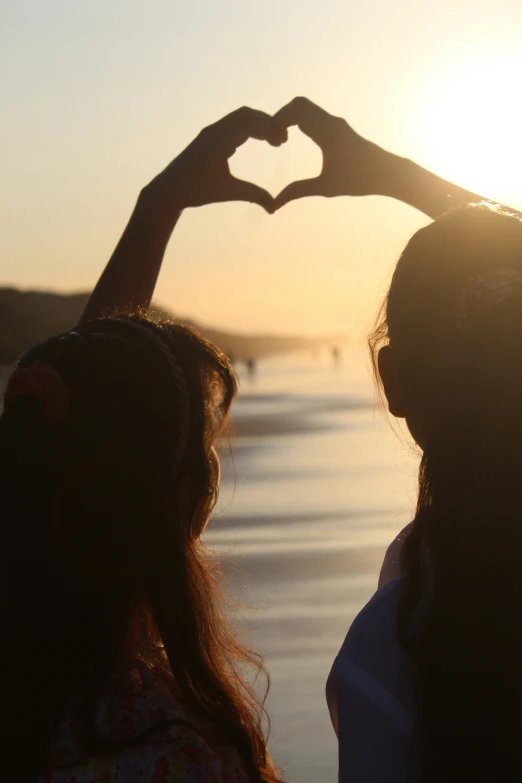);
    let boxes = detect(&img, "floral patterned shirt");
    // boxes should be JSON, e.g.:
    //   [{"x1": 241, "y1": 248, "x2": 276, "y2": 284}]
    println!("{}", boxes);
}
[{"x1": 38, "y1": 657, "x2": 254, "y2": 783}]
